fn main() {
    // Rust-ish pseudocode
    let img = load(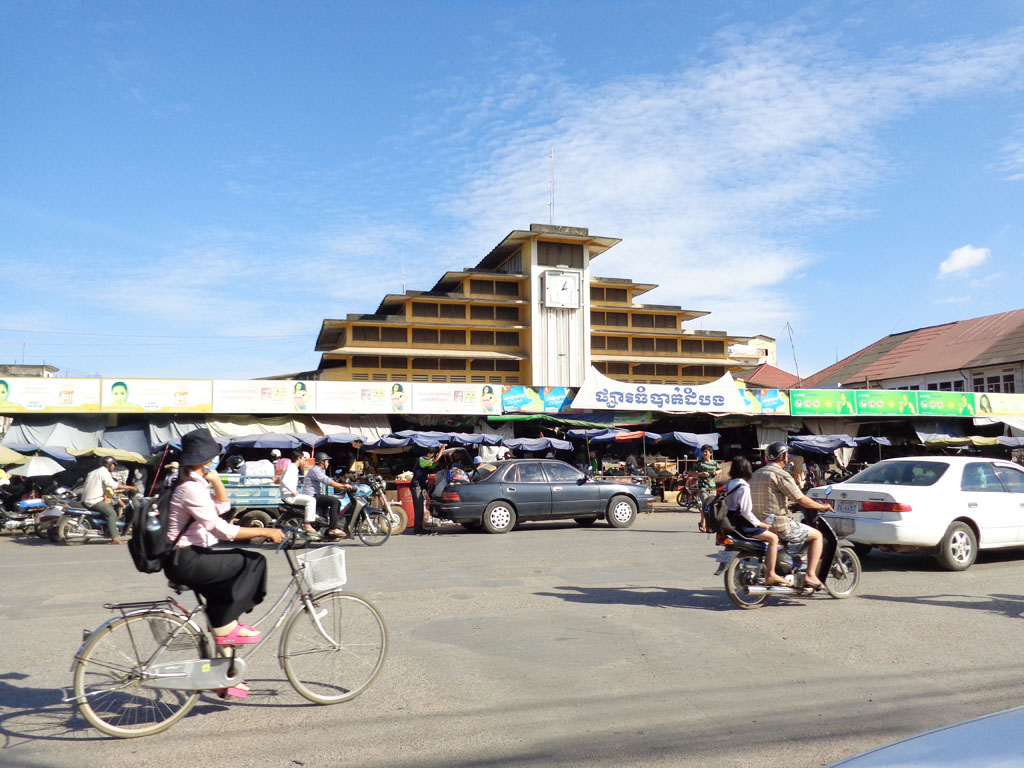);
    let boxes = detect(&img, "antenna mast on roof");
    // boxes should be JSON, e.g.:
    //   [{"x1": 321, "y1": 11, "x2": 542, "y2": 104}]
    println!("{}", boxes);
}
[
  {"x1": 784, "y1": 317, "x2": 801, "y2": 385},
  {"x1": 548, "y1": 148, "x2": 555, "y2": 224}
]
